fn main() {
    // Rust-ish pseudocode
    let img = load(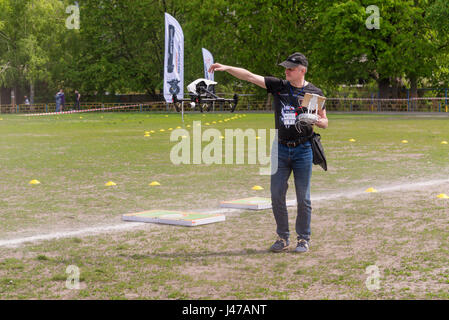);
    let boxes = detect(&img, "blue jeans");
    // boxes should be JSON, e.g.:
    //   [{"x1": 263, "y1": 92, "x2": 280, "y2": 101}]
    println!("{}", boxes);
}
[{"x1": 271, "y1": 141, "x2": 313, "y2": 241}]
